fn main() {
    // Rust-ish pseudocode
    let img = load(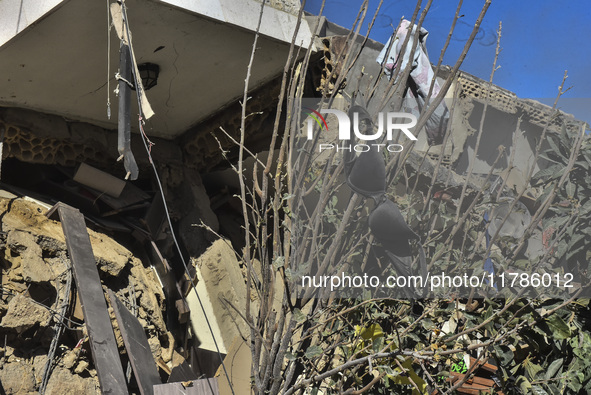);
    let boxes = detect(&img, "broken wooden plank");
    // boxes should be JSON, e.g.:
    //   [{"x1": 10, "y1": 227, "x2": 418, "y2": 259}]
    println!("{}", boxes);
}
[
  {"x1": 450, "y1": 372, "x2": 495, "y2": 387},
  {"x1": 175, "y1": 299, "x2": 190, "y2": 324},
  {"x1": 456, "y1": 389, "x2": 488, "y2": 395},
  {"x1": 108, "y1": 290, "x2": 162, "y2": 395},
  {"x1": 153, "y1": 378, "x2": 219, "y2": 395},
  {"x1": 71, "y1": 290, "x2": 84, "y2": 321},
  {"x1": 456, "y1": 382, "x2": 499, "y2": 394},
  {"x1": 469, "y1": 357, "x2": 498, "y2": 373},
  {"x1": 156, "y1": 357, "x2": 172, "y2": 376},
  {"x1": 47, "y1": 202, "x2": 129, "y2": 395}
]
